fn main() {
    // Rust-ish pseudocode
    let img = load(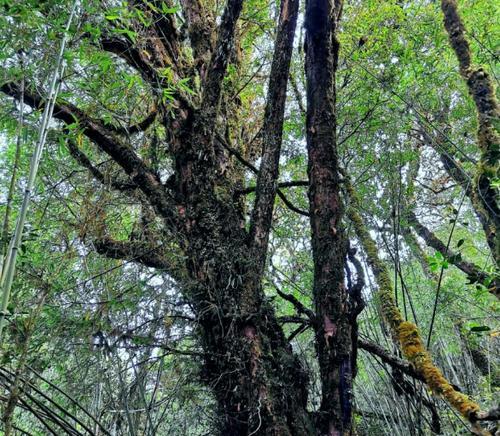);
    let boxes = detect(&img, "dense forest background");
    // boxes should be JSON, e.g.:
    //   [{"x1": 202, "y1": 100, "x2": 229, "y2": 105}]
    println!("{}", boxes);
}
[{"x1": 0, "y1": 0, "x2": 498, "y2": 434}]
